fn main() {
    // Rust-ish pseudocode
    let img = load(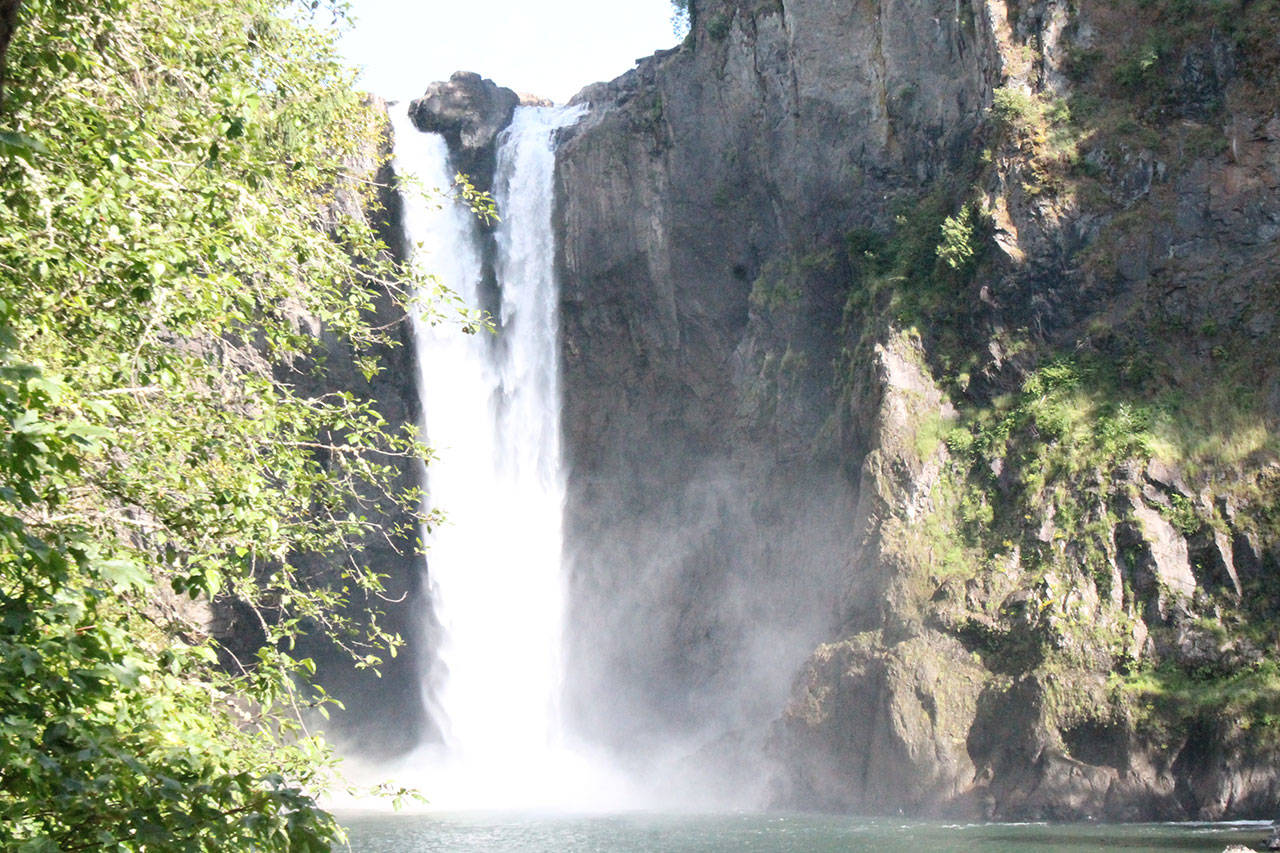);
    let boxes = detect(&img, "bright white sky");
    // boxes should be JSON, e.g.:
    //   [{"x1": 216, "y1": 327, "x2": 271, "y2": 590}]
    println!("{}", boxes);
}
[{"x1": 339, "y1": 0, "x2": 683, "y2": 105}]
